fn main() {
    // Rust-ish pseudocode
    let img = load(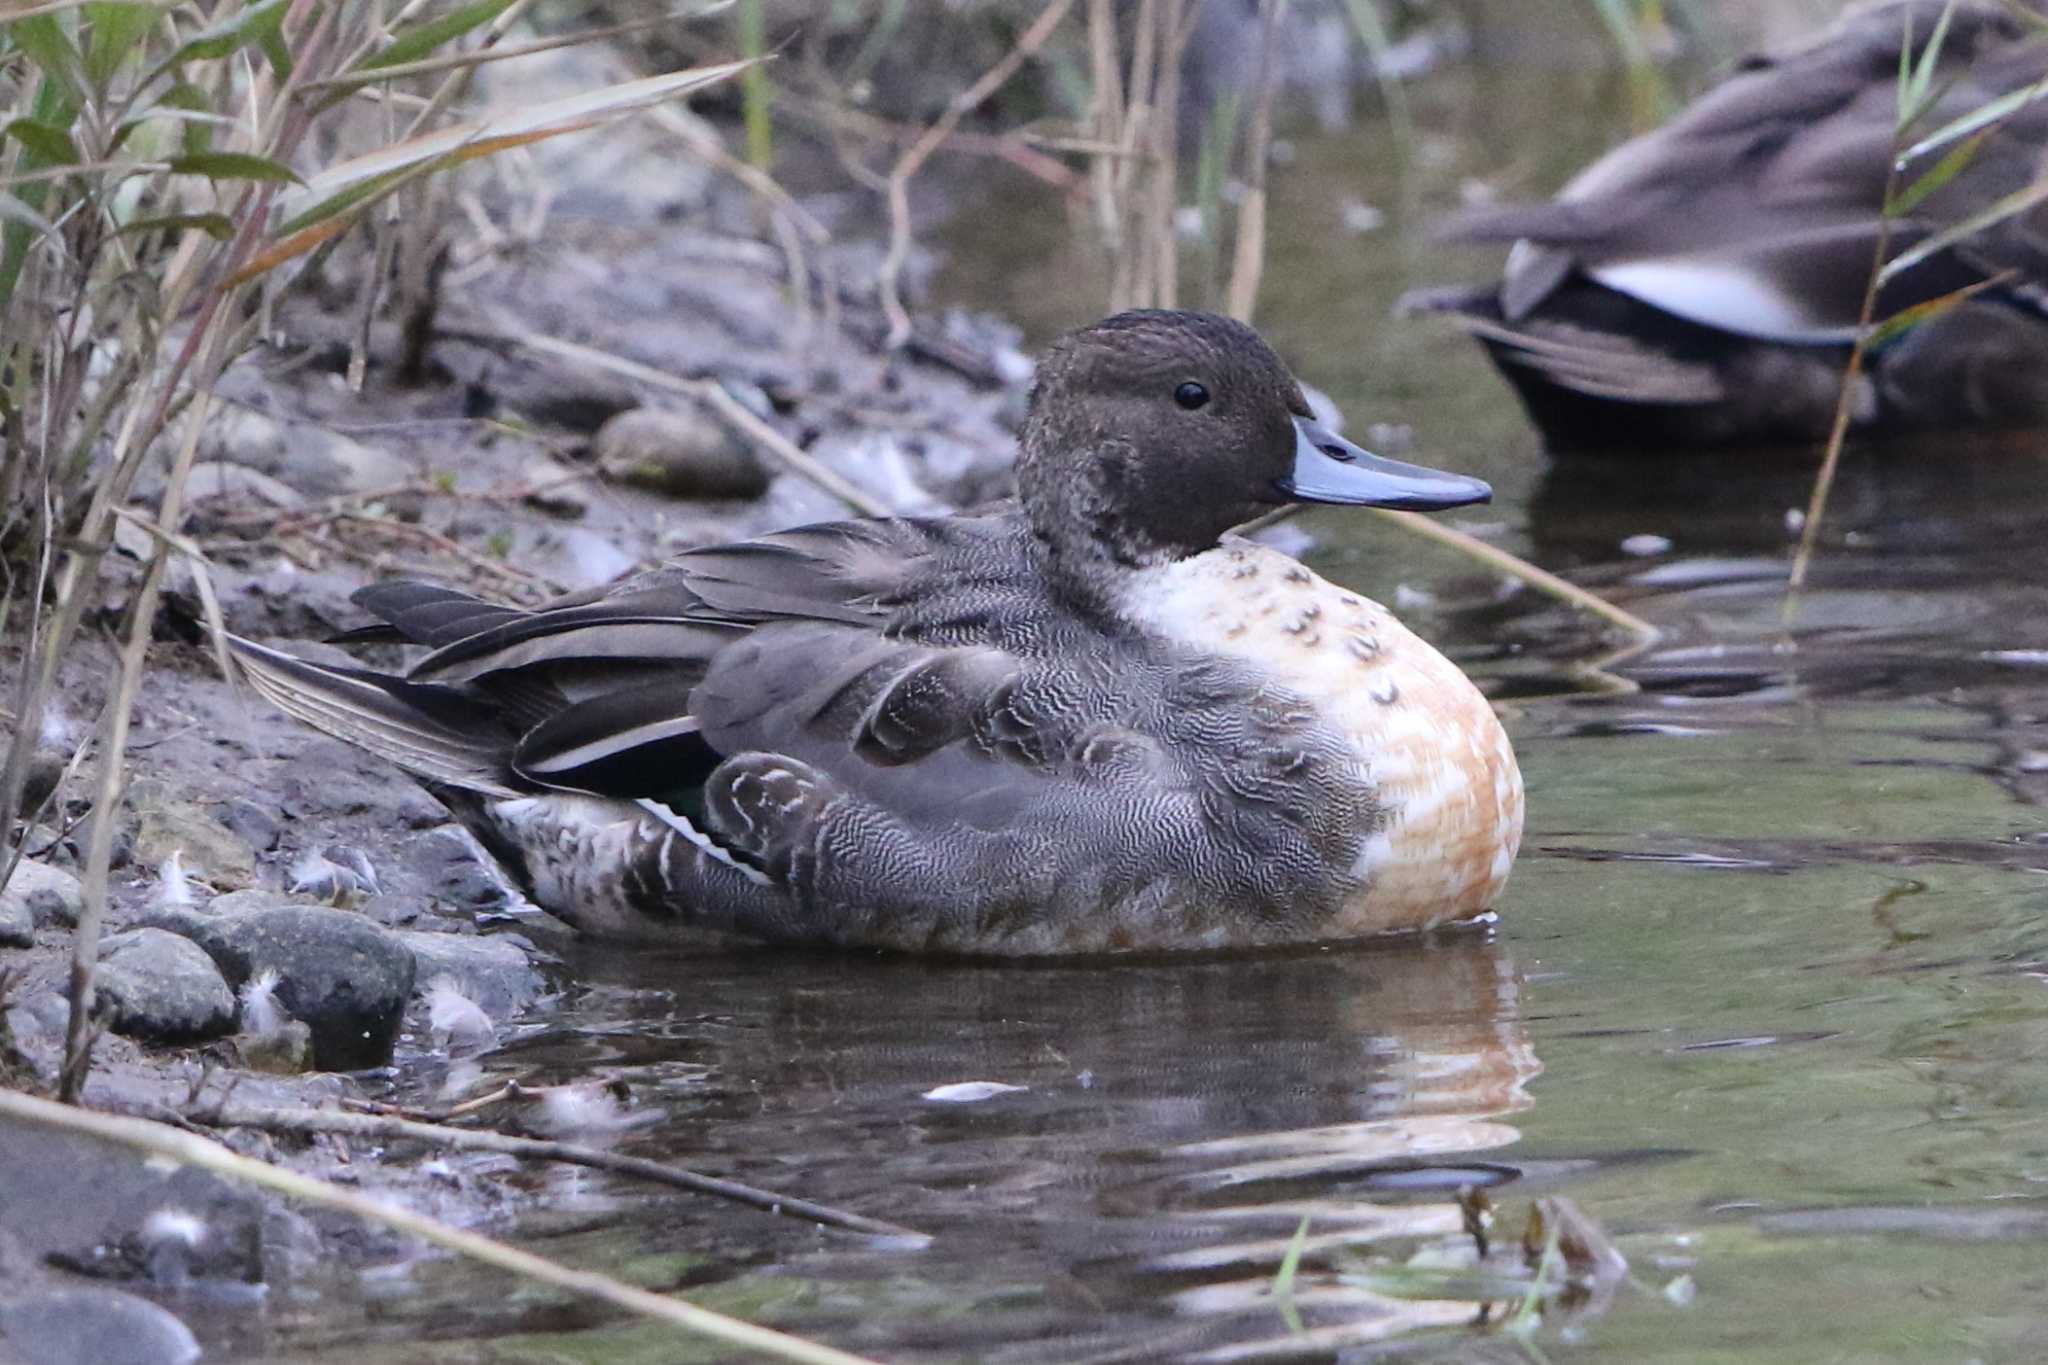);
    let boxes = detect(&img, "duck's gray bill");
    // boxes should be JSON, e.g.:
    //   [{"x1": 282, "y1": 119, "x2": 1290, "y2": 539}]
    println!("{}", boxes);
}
[{"x1": 1276, "y1": 416, "x2": 1492, "y2": 511}]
